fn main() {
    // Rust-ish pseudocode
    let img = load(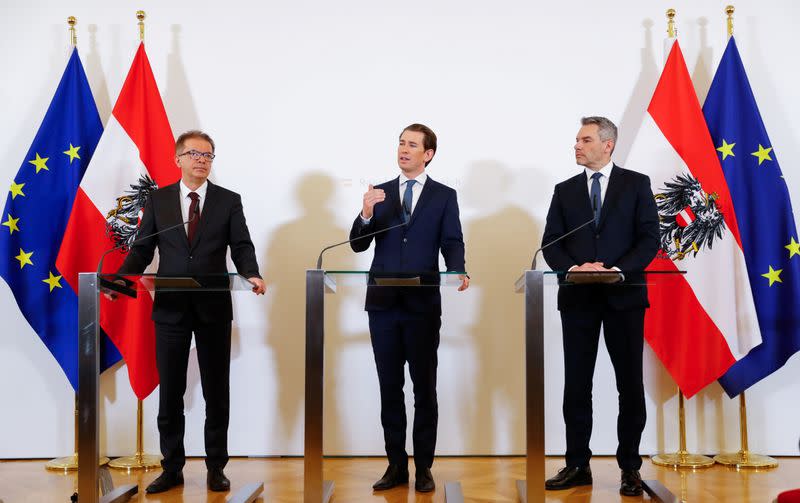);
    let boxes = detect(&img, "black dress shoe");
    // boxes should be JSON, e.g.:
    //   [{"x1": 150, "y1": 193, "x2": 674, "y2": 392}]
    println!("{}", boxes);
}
[
  {"x1": 620, "y1": 469, "x2": 643, "y2": 496},
  {"x1": 415, "y1": 468, "x2": 435, "y2": 492},
  {"x1": 545, "y1": 466, "x2": 592, "y2": 490},
  {"x1": 372, "y1": 464, "x2": 409, "y2": 490},
  {"x1": 145, "y1": 470, "x2": 184, "y2": 494},
  {"x1": 207, "y1": 468, "x2": 231, "y2": 492}
]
